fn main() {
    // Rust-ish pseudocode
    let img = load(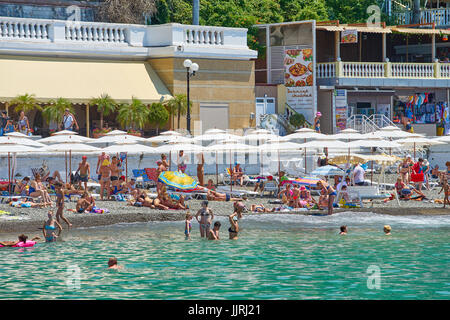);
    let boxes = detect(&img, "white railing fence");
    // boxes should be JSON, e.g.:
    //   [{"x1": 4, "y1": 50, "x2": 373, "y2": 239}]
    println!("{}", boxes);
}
[
  {"x1": 0, "y1": 18, "x2": 50, "y2": 41},
  {"x1": 391, "y1": 63, "x2": 434, "y2": 78},
  {"x1": 65, "y1": 23, "x2": 128, "y2": 43},
  {"x1": 316, "y1": 62, "x2": 336, "y2": 78},
  {"x1": 343, "y1": 62, "x2": 385, "y2": 78}
]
